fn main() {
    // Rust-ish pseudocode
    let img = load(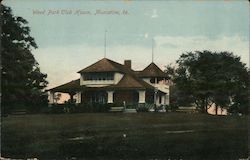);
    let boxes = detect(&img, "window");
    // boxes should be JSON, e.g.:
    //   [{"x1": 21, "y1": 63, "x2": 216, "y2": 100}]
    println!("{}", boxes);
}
[
  {"x1": 150, "y1": 77, "x2": 165, "y2": 84},
  {"x1": 90, "y1": 92, "x2": 107, "y2": 104},
  {"x1": 83, "y1": 72, "x2": 114, "y2": 81},
  {"x1": 150, "y1": 78, "x2": 156, "y2": 83}
]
